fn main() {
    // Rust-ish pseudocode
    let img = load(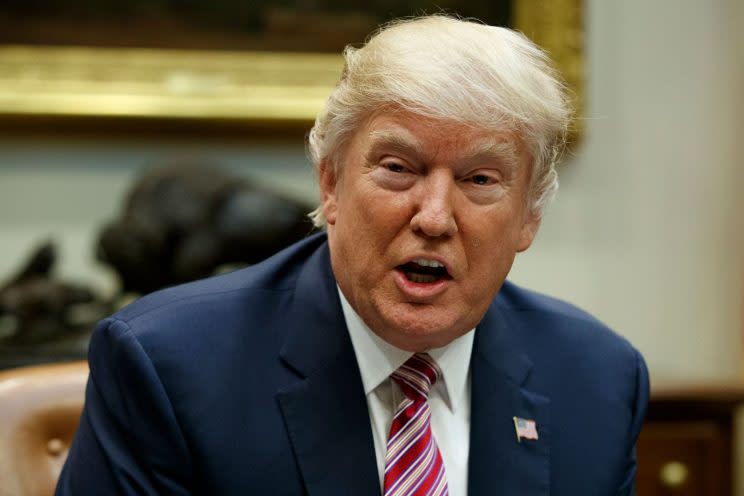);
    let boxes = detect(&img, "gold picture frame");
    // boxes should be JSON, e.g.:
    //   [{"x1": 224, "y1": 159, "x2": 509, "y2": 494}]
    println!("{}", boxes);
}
[{"x1": 0, "y1": 0, "x2": 582, "y2": 135}]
